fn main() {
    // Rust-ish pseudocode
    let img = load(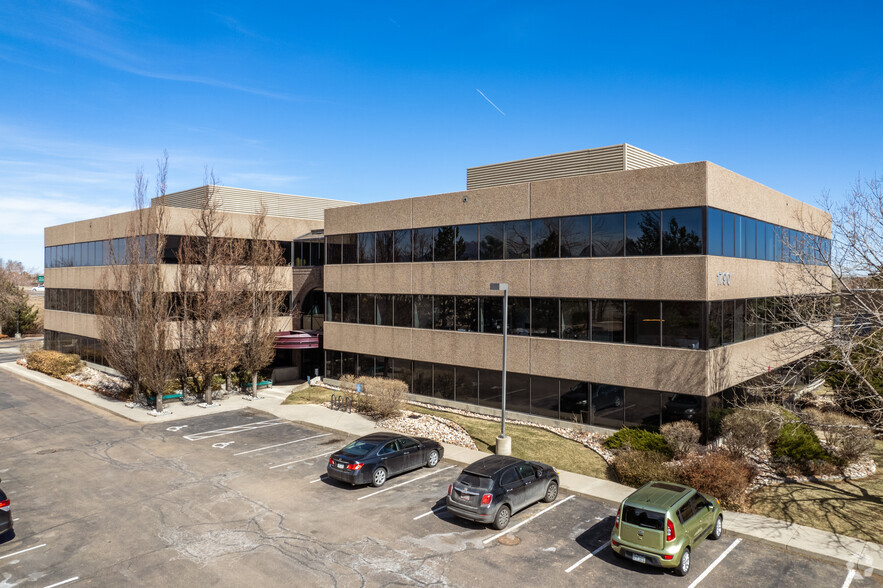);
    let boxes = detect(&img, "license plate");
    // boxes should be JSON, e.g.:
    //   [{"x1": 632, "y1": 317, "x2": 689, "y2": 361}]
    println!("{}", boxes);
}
[
  {"x1": 336, "y1": 463, "x2": 344, "y2": 469},
  {"x1": 631, "y1": 554, "x2": 646, "y2": 564}
]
